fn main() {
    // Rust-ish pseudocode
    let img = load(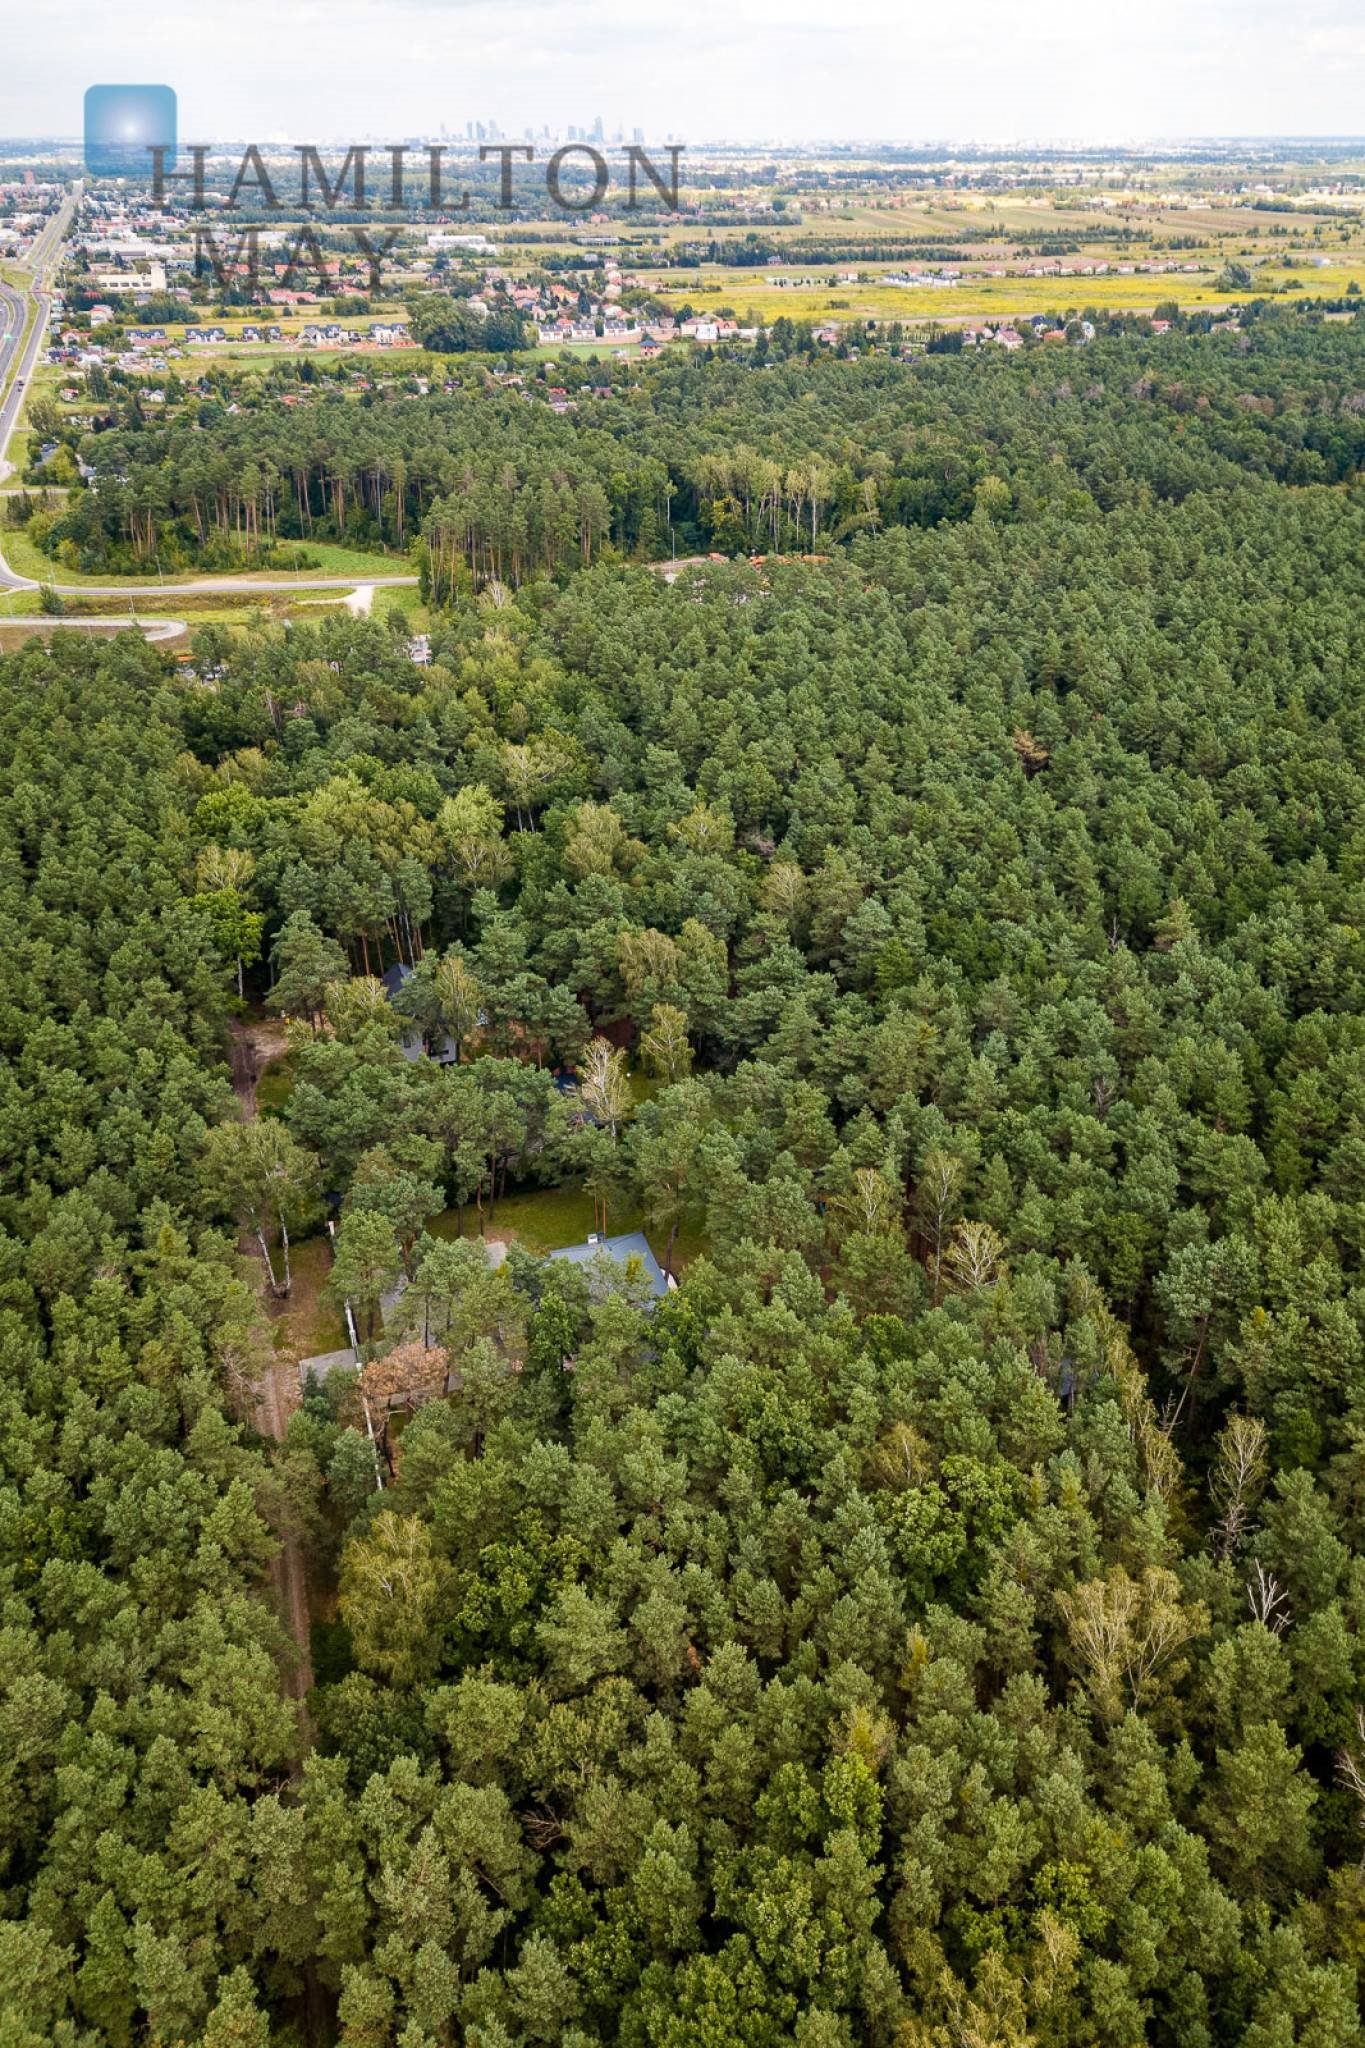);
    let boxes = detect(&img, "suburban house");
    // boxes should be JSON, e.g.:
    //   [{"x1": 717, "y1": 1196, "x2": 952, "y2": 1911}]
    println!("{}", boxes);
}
[
  {"x1": 546, "y1": 1231, "x2": 671, "y2": 1301},
  {"x1": 380, "y1": 961, "x2": 459, "y2": 1064}
]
